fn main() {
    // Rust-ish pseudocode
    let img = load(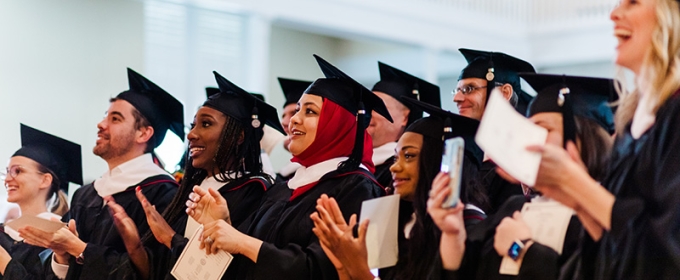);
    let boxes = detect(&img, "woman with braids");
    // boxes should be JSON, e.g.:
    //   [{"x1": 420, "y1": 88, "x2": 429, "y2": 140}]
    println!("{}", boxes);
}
[
  {"x1": 184, "y1": 55, "x2": 387, "y2": 280},
  {"x1": 109, "y1": 71, "x2": 285, "y2": 279},
  {"x1": 0, "y1": 124, "x2": 81, "y2": 279},
  {"x1": 309, "y1": 97, "x2": 488, "y2": 280}
]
